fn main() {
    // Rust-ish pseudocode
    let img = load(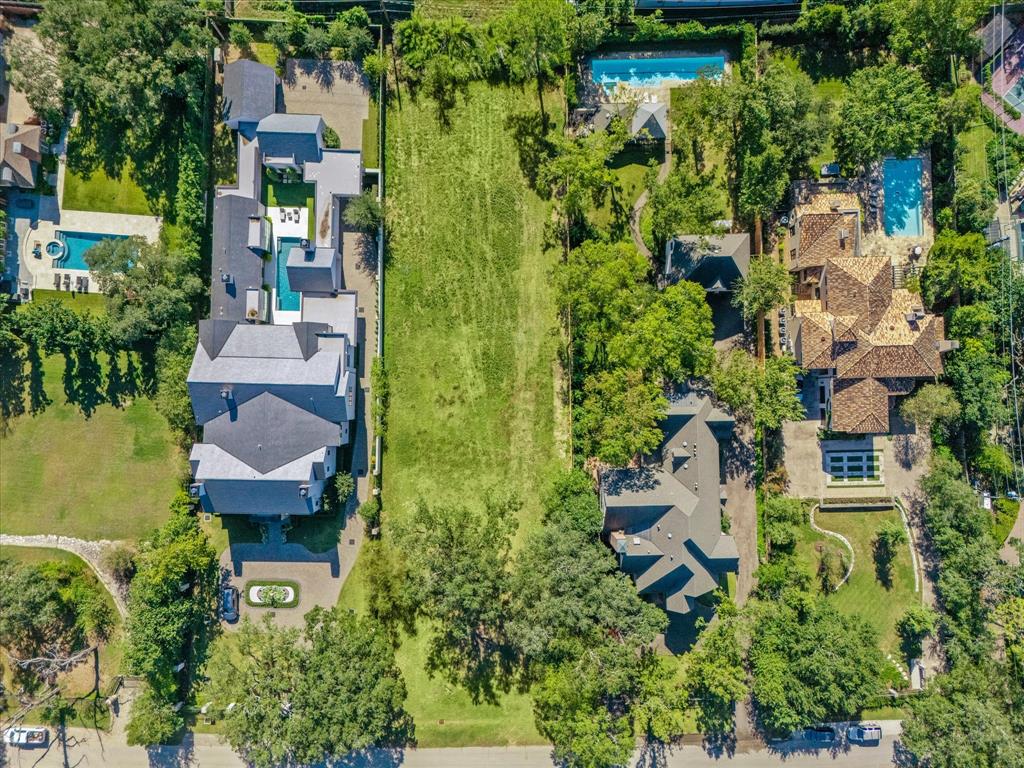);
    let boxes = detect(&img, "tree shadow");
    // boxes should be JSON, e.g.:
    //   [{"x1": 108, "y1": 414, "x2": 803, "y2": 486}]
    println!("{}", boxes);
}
[
  {"x1": 27, "y1": 343, "x2": 51, "y2": 415},
  {"x1": 0, "y1": 336, "x2": 28, "y2": 435},
  {"x1": 872, "y1": 538, "x2": 895, "y2": 590},
  {"x1": 73, "y1": 343, "x2": 105, "y2": 418},
  {"x1": 504, "y1": 109, "x2": 554, "y2": 194}
]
